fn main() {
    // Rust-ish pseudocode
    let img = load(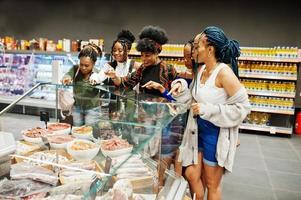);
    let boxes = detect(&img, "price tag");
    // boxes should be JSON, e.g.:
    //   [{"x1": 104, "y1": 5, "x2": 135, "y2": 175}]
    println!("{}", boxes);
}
[
  {"x1": 40, "y1": 111, "x2": 49, "y2": 128},
  {"x1": 270, "y1": 127, "x2": 276, "y2": 134},
  {"x1": 40, "y1": 111, "x2": 49, "y2": 122},
  {"x1": 104, "y1": 156, "x2": 112, "y2": 174}
]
